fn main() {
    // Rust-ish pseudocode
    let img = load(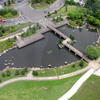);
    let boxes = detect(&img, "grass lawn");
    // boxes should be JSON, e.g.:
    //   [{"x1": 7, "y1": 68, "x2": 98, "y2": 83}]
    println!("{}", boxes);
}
[
  {"x1": 0, "y1": 22, "x2": 31, "y2": 37},
  {"x1": 0, "y1": 74, "x2": 83, "y2": 100},
  {"x1": 0, "y1": 38, "x2": 16, "y2": 53},
  {"x1": 35, "y1": 61, "x2": 87, "y2": 77},
  {"x1": 70, "y1": 75, "x2": 100, "y2": 100},
  {"x1": 51, "y1": 6, "x2": 67, "y2": 18},
  {"x1": 0, "y1": 68, "x2": 29, "y2": 83},
  {"x1": 32, "y1": 2, "x2": 51, "y2": 10}
]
